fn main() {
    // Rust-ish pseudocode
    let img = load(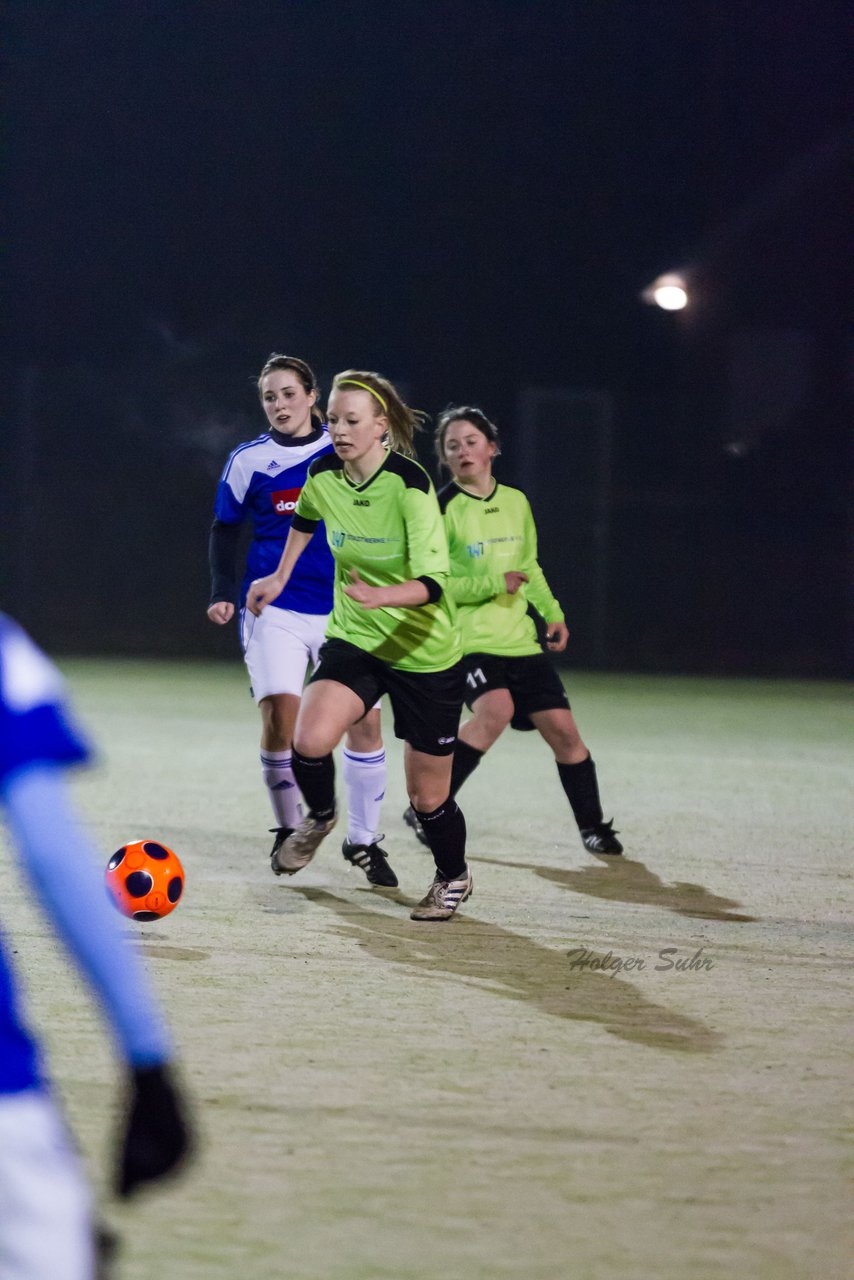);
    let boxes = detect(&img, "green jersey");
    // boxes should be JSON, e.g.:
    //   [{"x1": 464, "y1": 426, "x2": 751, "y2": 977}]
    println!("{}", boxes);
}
[
  {"x1": 293, "y1": 450, "x2": 461, "y2": 673},
  {"x1": 439, "y1": 480, "x2": 564, "y2": 657}
]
